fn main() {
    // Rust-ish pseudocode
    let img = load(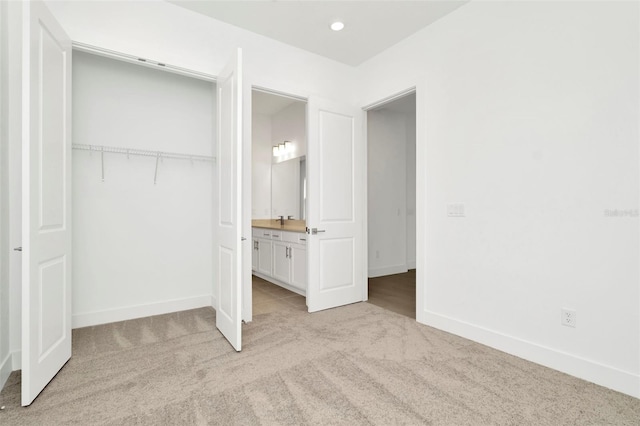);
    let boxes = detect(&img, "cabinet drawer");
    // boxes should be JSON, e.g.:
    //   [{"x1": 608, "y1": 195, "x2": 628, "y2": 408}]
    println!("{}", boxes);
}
[
  {"x1": 282, "y1": 231, "x2": 307, "y2": 244},
  {"x1": 270, "y1": 231, "x2": 283, "y2": 241},
  {"x1": 253, "y1": 228, "x2": 272, "y2": 238}
]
